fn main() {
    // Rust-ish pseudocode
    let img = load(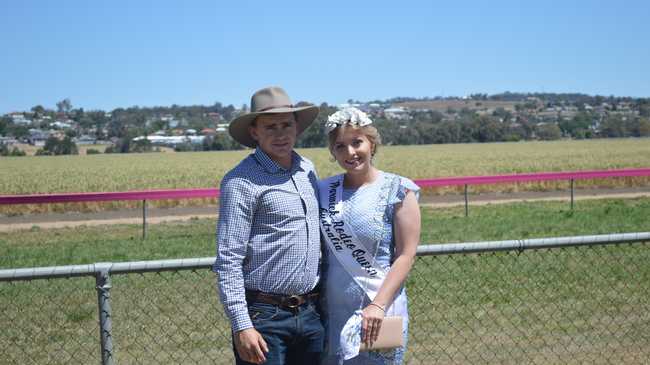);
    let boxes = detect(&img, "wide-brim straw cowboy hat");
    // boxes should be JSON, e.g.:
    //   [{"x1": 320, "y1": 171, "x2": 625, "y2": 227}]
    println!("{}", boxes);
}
[{"x1": 229, "y1": 86, "x2": 319, "y2": 148}]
